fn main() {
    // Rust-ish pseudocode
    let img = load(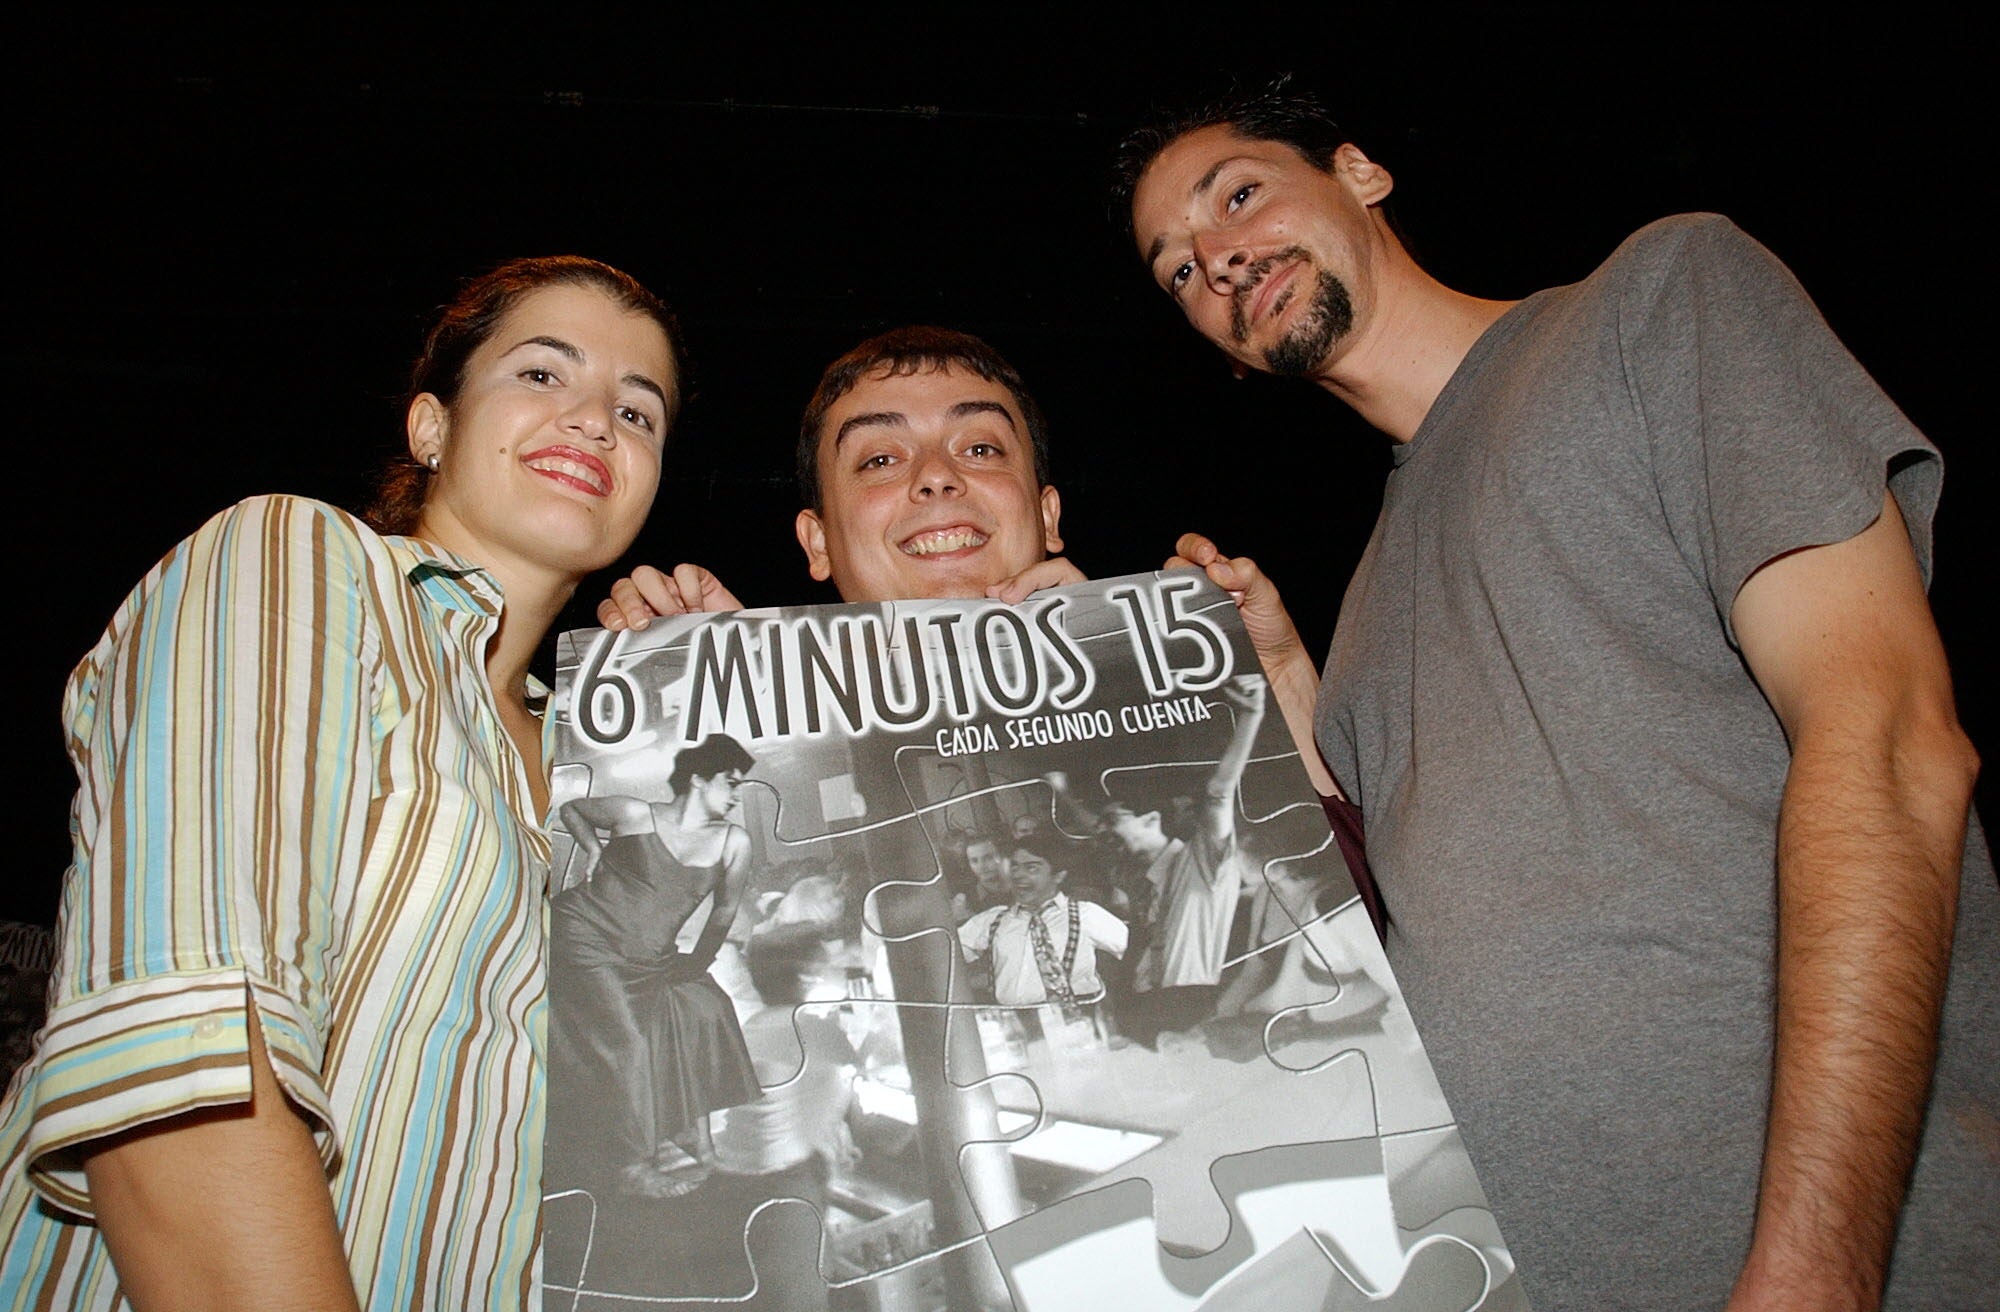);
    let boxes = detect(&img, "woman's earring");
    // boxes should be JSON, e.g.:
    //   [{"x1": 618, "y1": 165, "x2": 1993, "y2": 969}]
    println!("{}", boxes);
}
[{"x1": 427, "y1": 453, "x2": 440, "y2": 472}]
